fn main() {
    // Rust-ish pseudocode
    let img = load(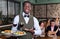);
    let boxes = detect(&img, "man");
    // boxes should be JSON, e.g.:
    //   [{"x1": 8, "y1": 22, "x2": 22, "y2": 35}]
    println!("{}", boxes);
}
[
  {"x1": 45, "y1": 20, "x2": 58, "y2": 36},
  {"x1": 11, "y1": 1, "x2": 41, "y2": 39}
]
